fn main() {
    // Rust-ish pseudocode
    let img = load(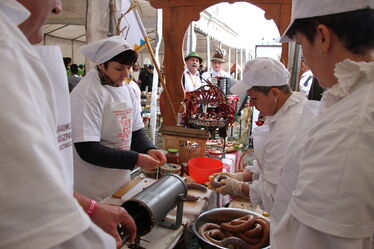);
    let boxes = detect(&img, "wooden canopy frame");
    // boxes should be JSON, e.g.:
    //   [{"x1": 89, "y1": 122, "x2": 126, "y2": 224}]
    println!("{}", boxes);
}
[{"x1": 149, "y1": 0, "x2": 292, "y2": 126}]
